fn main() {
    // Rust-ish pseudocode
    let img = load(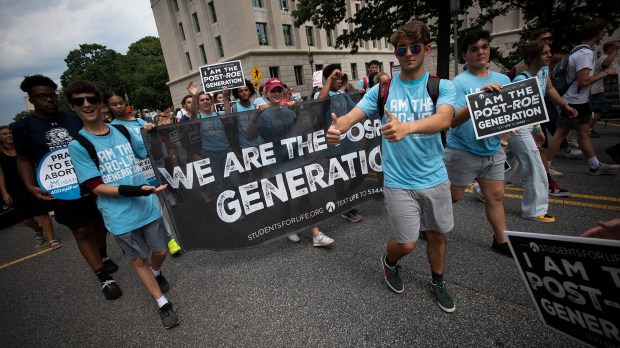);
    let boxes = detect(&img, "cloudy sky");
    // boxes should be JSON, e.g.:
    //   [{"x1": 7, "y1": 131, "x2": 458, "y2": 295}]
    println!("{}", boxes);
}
[{"x1": 0, "y1": 0, "x2": 159, "y2": 125}]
